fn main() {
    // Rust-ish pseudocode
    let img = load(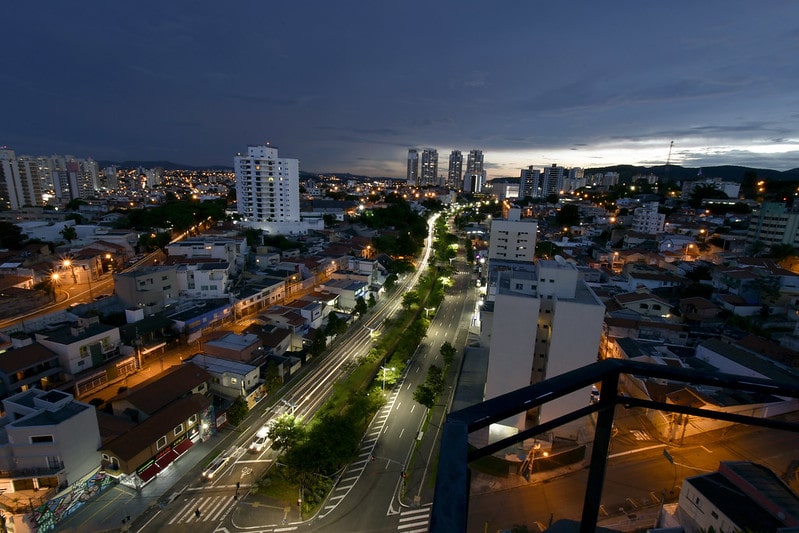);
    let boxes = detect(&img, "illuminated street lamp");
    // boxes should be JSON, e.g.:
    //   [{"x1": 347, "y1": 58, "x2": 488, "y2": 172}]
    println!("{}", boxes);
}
[{"x1": 62, "y1": 259, "x2": 78, "y2": 284}]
